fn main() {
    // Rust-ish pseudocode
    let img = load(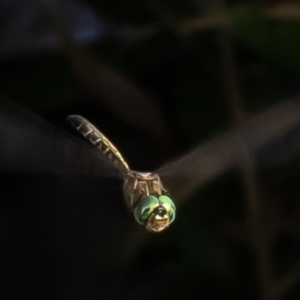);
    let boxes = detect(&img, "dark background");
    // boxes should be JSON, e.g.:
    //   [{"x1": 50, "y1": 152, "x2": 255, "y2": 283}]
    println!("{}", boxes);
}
[{"x1": 1, "y1": 1, "x2": 300, "y2": 299}]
